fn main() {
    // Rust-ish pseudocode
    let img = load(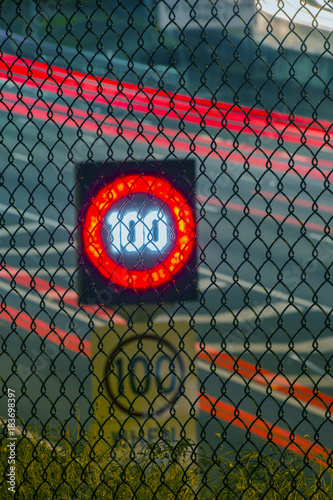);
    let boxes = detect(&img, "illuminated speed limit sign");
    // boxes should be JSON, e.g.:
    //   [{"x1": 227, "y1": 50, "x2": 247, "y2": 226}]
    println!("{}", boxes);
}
[{"x1": 77, "y1": 160, "x2": 197, "y2": 304}]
